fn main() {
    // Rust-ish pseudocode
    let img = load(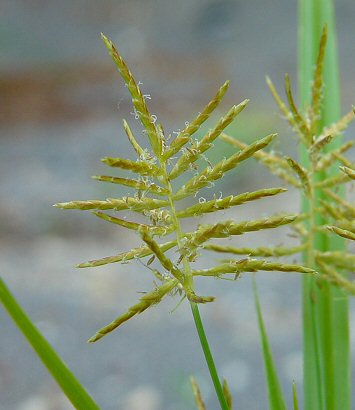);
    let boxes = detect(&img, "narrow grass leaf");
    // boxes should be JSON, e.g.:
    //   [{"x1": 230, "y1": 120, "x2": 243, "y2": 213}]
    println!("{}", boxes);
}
[
  {"x1": 0, "y1": 278, "x2": 100, "y2": 410},
  {"x1": 253, "y1": 278, "x2": 287, "y2": 410}
]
